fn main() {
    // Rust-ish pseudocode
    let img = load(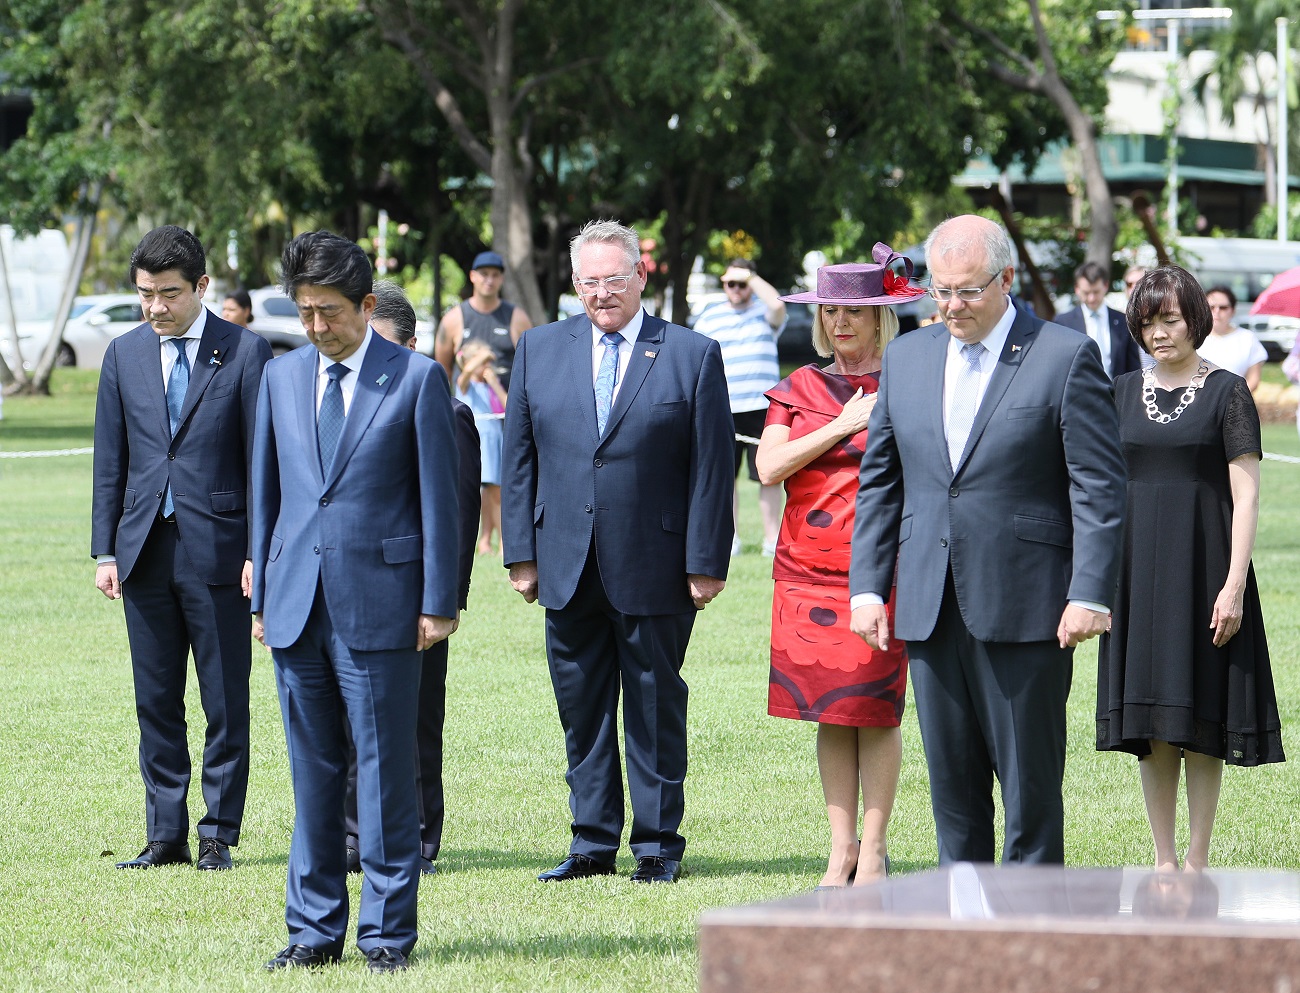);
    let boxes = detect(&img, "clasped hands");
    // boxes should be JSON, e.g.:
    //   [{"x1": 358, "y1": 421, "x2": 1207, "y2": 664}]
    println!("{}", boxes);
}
[{"x1": 850, "y1": 602, "x2": 1111, "y2": 651}]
